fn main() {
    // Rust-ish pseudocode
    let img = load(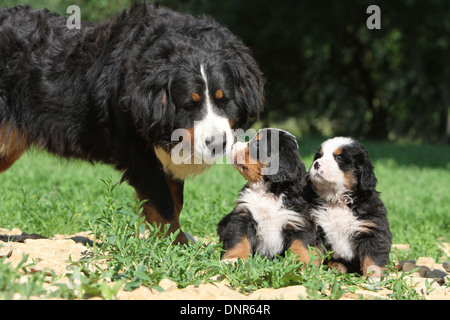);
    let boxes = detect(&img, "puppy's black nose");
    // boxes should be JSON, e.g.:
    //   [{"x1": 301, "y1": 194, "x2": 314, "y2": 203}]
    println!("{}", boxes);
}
[
  {"x1": 314, "y1": 160, "x2": 320, "y2": 170},
  {"x1": 205, "y1": 133, "x2": 227, "y2": 156}
]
